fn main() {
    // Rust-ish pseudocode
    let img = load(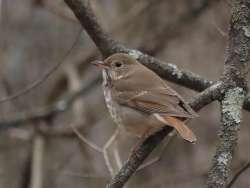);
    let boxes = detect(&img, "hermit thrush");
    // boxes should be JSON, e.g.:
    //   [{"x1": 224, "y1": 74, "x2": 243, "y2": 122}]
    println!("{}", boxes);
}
[{"x1": 93, "y1": 53, "x2": 197, "y2": 142}]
